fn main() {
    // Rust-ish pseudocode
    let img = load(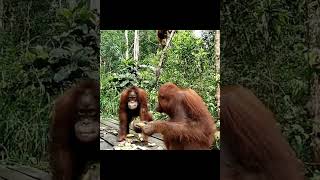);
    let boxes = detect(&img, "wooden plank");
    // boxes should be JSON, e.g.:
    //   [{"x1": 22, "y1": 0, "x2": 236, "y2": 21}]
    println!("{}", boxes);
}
[
  {"x1": 0, "y1": 165, "x2": 36, "y2": 180},
  {"x1": 100, "y1": 122, "x2": 166, "y2": 150},
  {"x1": 7, "y1": 165, "x2": 51, "y2": 180},
  {"x1": 100, "y1": 137, "x2": 113, "y2": 150},
  {"x1": 101, "y1": 121, "x2": 165, "y2": 148},
  {"x1": 103, "y1": 118, "x2": 163, "y2": 140},
  {"x1": 100, "y1": 141, "x2": 113, "y2": 150},
  {"x1": 100, "y1": 132, "x2": 119, "y2": 146}
]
